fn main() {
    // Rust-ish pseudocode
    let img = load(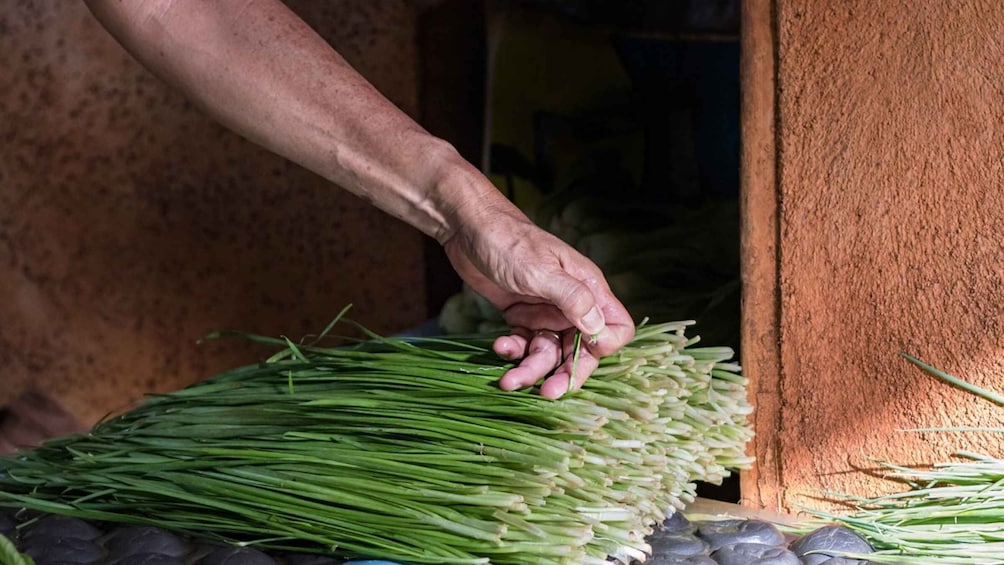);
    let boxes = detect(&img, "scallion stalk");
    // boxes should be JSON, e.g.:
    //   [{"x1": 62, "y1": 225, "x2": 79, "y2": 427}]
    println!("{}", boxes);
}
[{"x1": 0, "y1": 319, "x2": 752, "y2": 564}]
